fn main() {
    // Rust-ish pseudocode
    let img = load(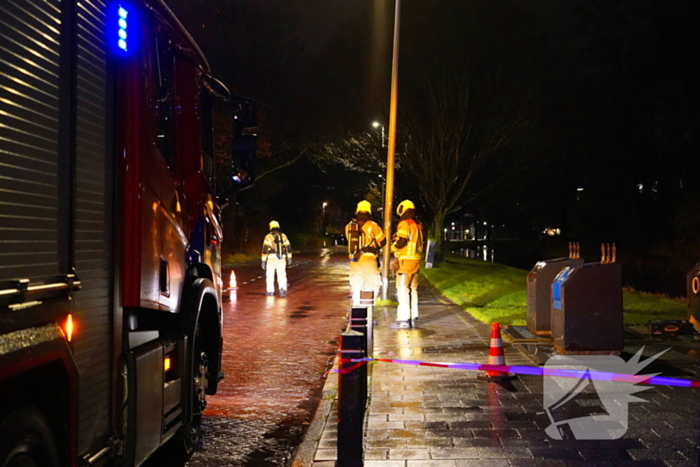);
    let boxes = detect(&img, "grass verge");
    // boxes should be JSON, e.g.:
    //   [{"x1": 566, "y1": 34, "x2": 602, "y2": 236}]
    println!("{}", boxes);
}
[
  {"x1": 223, "y1": 252, "x2": 257, "y2": 266},
  {"x1": 422, "y1": 253, "x2": 686, "y2": 326}
]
